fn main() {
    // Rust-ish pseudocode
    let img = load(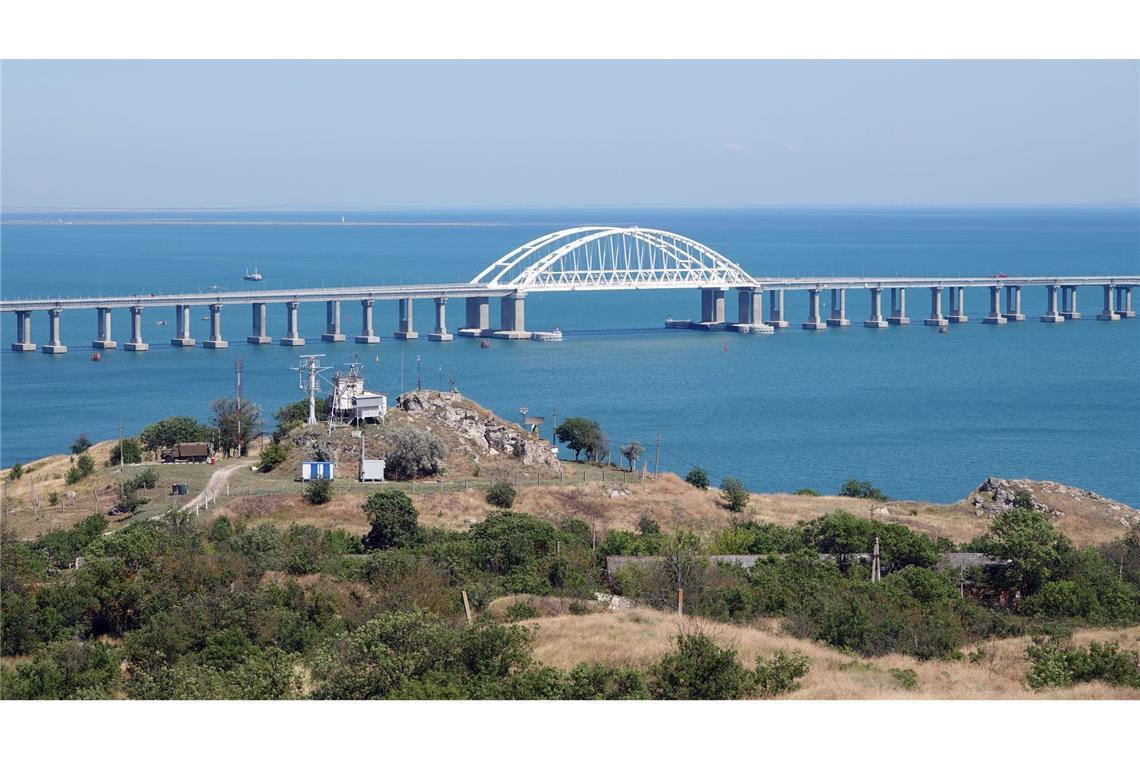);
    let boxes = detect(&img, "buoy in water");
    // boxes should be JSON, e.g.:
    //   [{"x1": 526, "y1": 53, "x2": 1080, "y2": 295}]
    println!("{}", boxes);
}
[
  {"x1": 480, "y1": 339, "x2": 491, "y2": 349},
  {"x1": 90, "y1": 352, "x2": 101, "y2": 361}
]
